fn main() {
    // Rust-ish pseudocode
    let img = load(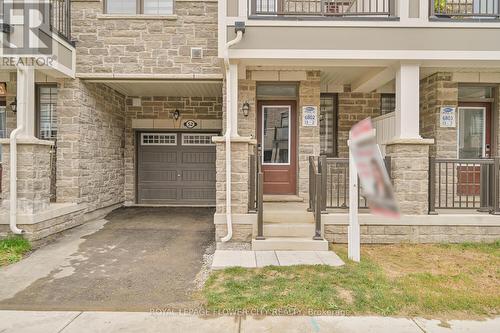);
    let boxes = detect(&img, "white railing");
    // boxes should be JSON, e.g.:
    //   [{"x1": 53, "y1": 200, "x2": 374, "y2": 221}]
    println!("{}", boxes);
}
[{"x1": 373, "y1": 112, "x2": 395, "y2": 156}]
